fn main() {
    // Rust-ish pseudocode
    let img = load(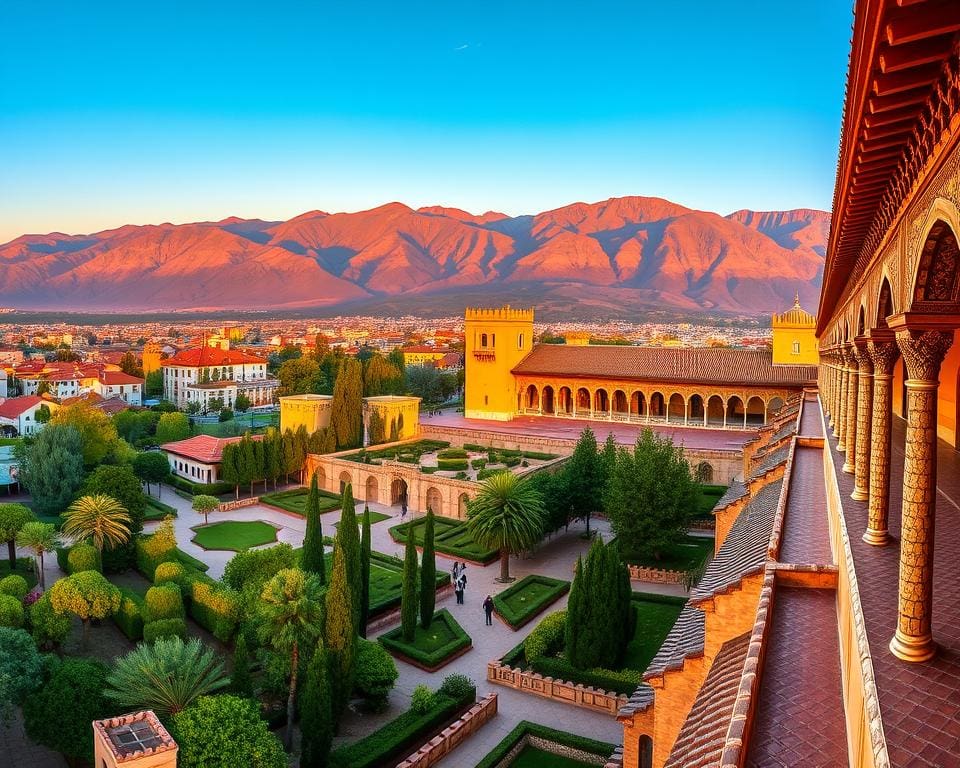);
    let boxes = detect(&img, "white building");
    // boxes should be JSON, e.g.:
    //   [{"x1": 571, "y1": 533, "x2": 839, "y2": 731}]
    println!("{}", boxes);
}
[
  {"x1": 161, "y1": 342, "x2": 277, "y2": 411},
  {"x1": 160, "y1": 433, "x2": 261, "y2": 485},
  {"x1": 0, "y1": 396, "x2": 57, "y2": 437}
]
